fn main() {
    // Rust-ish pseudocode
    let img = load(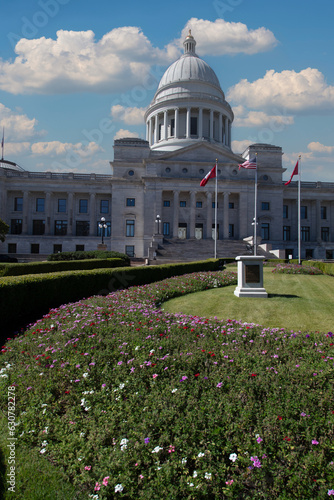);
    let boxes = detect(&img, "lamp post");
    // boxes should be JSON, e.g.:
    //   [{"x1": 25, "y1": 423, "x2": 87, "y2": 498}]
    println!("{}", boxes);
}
[
  {"x1": 98, "y1": 217, "x2": 107, "y2": 245},
  {"x1": 155, "y1": 214, "x2": 161, "y2": 235}
]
